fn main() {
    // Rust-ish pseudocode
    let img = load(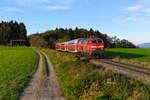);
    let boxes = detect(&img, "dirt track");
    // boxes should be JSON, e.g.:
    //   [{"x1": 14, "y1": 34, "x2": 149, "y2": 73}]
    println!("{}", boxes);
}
[{"x1": 20, "y1": 50, "x2": 66, "y2": 100}]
